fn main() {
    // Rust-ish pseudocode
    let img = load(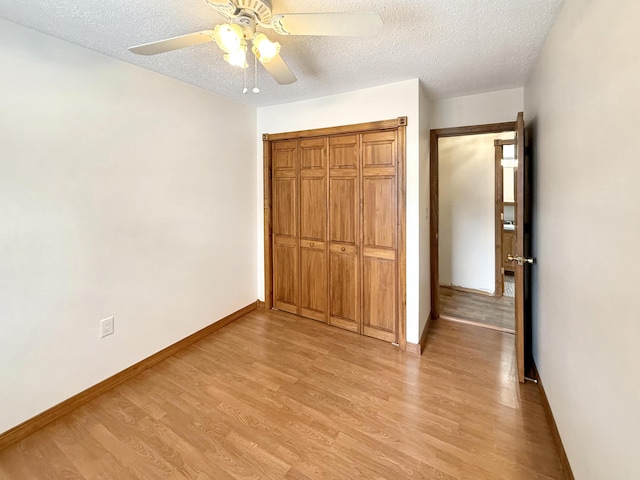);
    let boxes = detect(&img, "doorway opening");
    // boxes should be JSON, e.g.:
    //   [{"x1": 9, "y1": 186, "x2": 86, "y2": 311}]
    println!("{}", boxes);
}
[
  {"x1": 430, "y1": 114, "x2": 529, "y2": 383},
  {"x1": 495, "y1": 138, "x2": 517, "y2": 301},
  {"x1": 429, "y1": 122, "x2": 517, "y2": 333}
]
